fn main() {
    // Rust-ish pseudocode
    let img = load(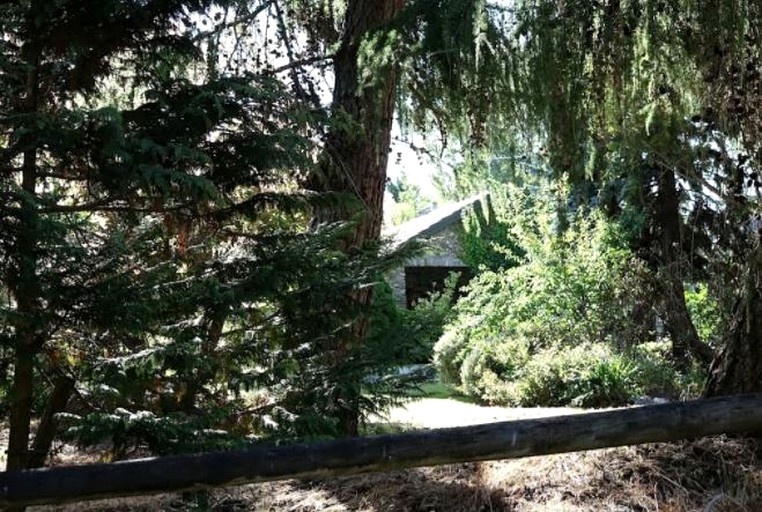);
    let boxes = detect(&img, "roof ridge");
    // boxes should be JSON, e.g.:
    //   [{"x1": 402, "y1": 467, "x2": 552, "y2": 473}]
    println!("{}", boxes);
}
[{"x1": 385, "y1": 193, "x2": 486, "y2": 248}]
